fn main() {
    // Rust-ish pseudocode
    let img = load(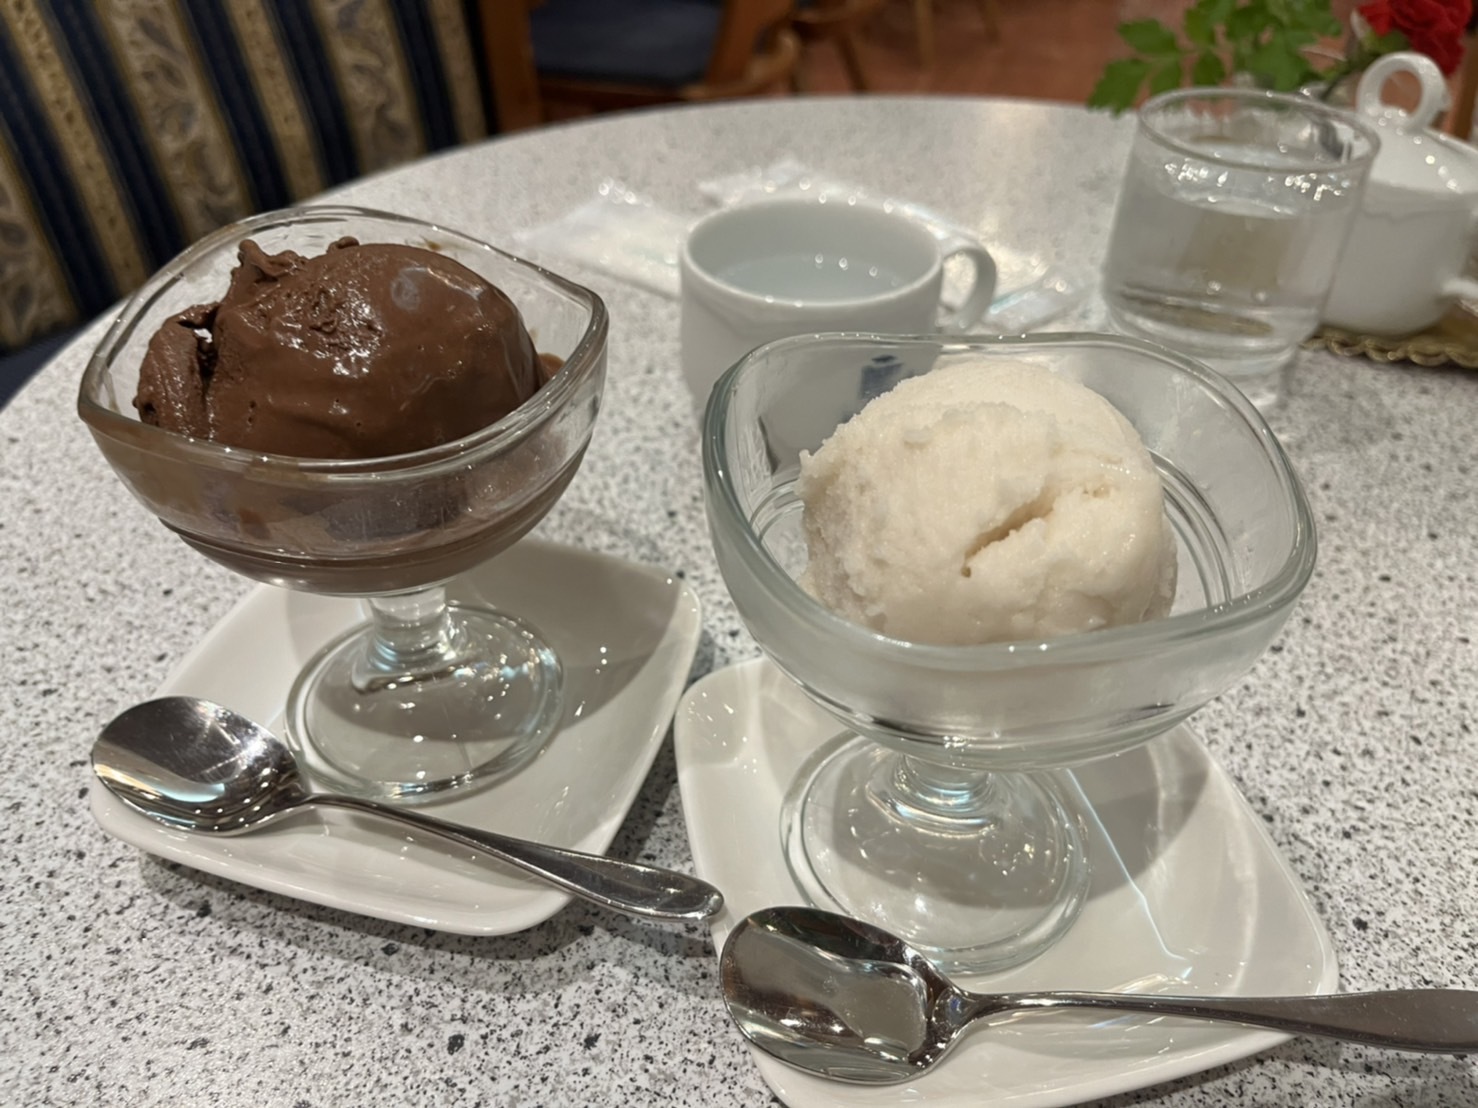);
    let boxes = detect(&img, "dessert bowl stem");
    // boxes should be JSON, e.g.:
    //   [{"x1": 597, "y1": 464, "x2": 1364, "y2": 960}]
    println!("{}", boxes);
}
[
  {"x1": 781, "y1": 733, "x2": 1091, "y2": 975},
  {"x1": 289, "y1": 584, "x2": 563, "y2": 800}
]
